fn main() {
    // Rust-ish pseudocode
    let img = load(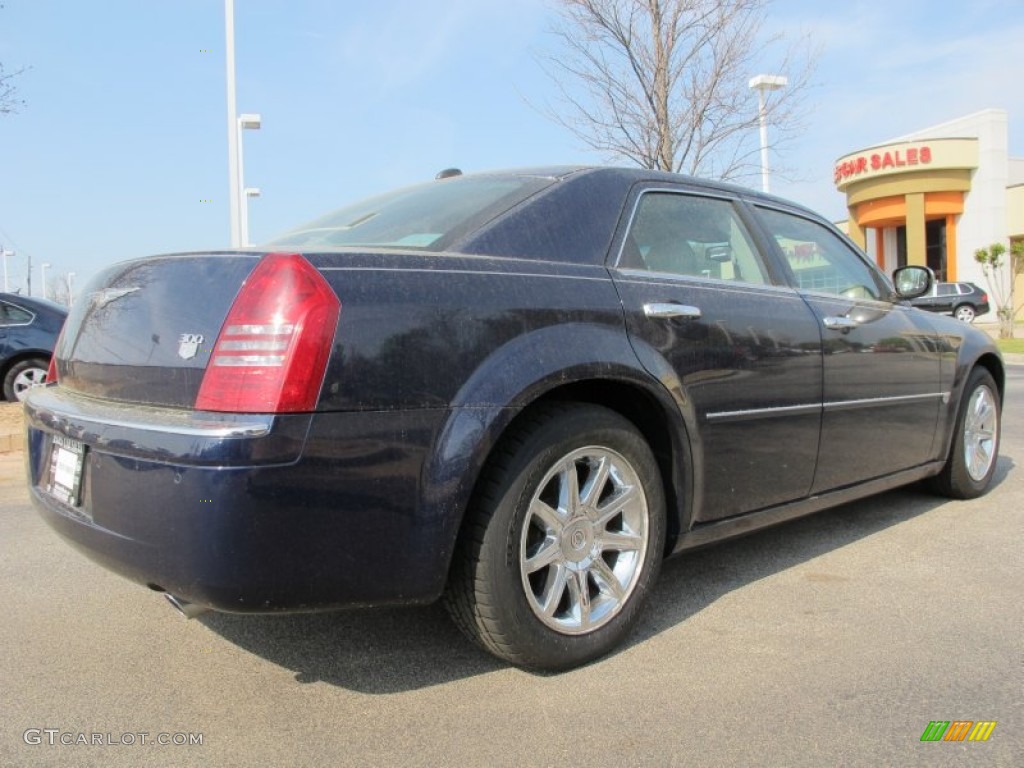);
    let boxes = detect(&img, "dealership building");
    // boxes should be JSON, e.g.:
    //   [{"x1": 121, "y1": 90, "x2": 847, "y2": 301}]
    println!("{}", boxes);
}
[{"x1": 834, "y1": 109, "x2": 1023, "y2": 300}]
